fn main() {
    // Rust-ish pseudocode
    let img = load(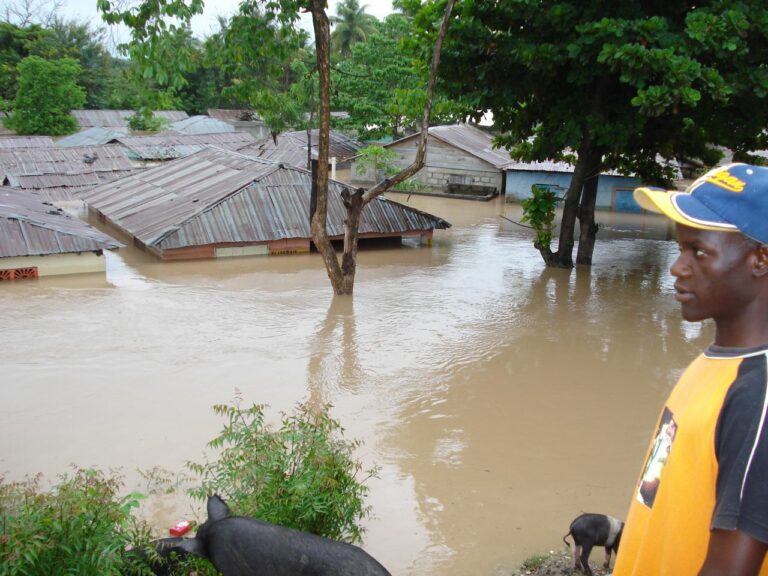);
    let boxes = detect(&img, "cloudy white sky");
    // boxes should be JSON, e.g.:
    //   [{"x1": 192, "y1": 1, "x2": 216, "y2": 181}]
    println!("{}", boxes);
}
[{"x1": 57, "y1": 0, "x2": 394, "y2": 40}]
